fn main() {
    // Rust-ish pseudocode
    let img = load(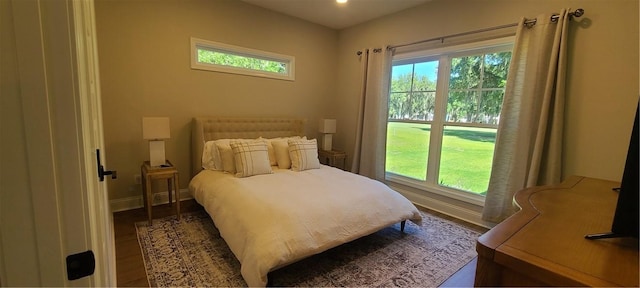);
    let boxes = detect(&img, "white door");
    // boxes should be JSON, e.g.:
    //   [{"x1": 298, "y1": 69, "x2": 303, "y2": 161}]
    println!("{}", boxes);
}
[
  {"x1": 1, "y1": 0, "x2": 115, "y2": 286},
  {"x1": 73, "y1": 0, "x2": 118, "y2": 285}
]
